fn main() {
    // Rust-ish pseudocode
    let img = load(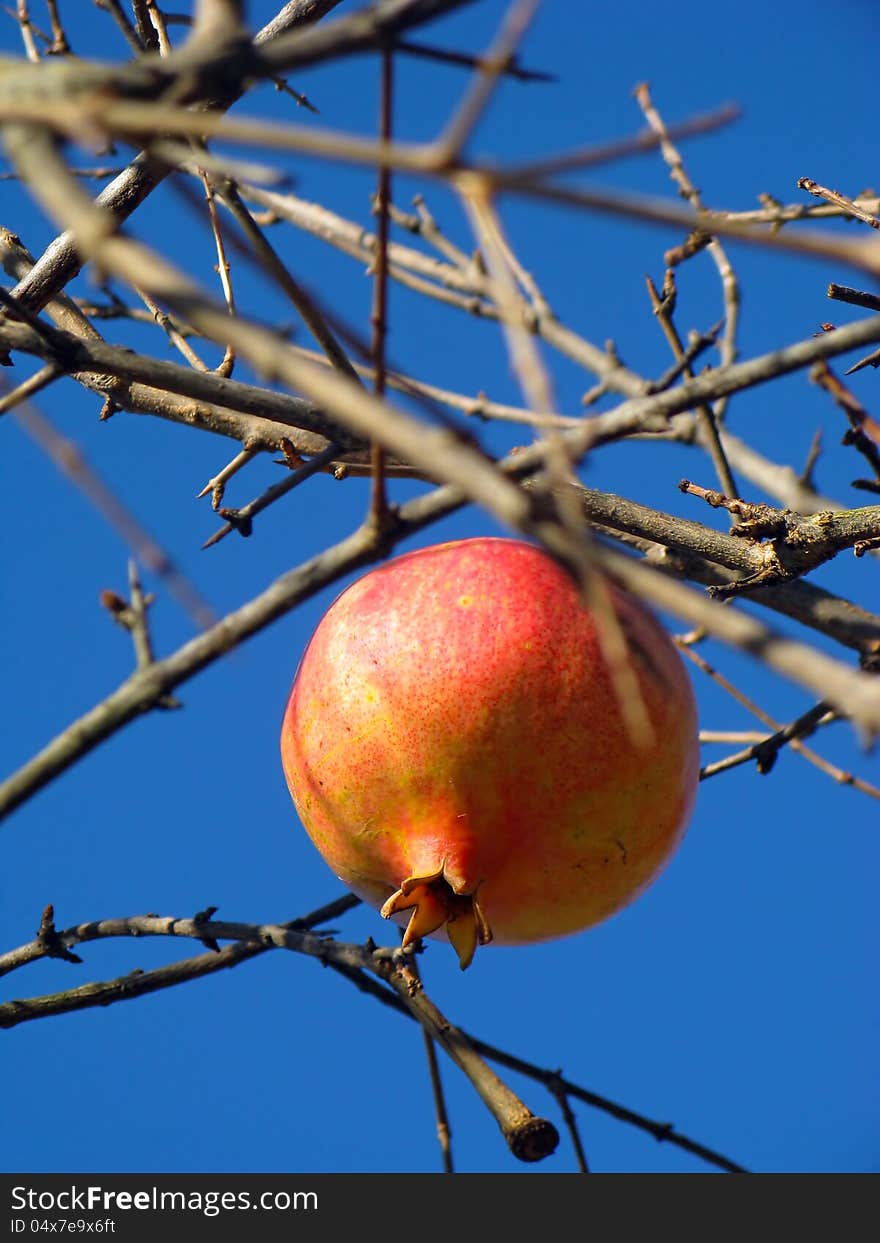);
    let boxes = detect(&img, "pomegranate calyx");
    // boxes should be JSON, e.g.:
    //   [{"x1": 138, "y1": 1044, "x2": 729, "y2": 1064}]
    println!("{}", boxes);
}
[{"x1": 380, "y1": 870, "x2": 493, "y2": 970}]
